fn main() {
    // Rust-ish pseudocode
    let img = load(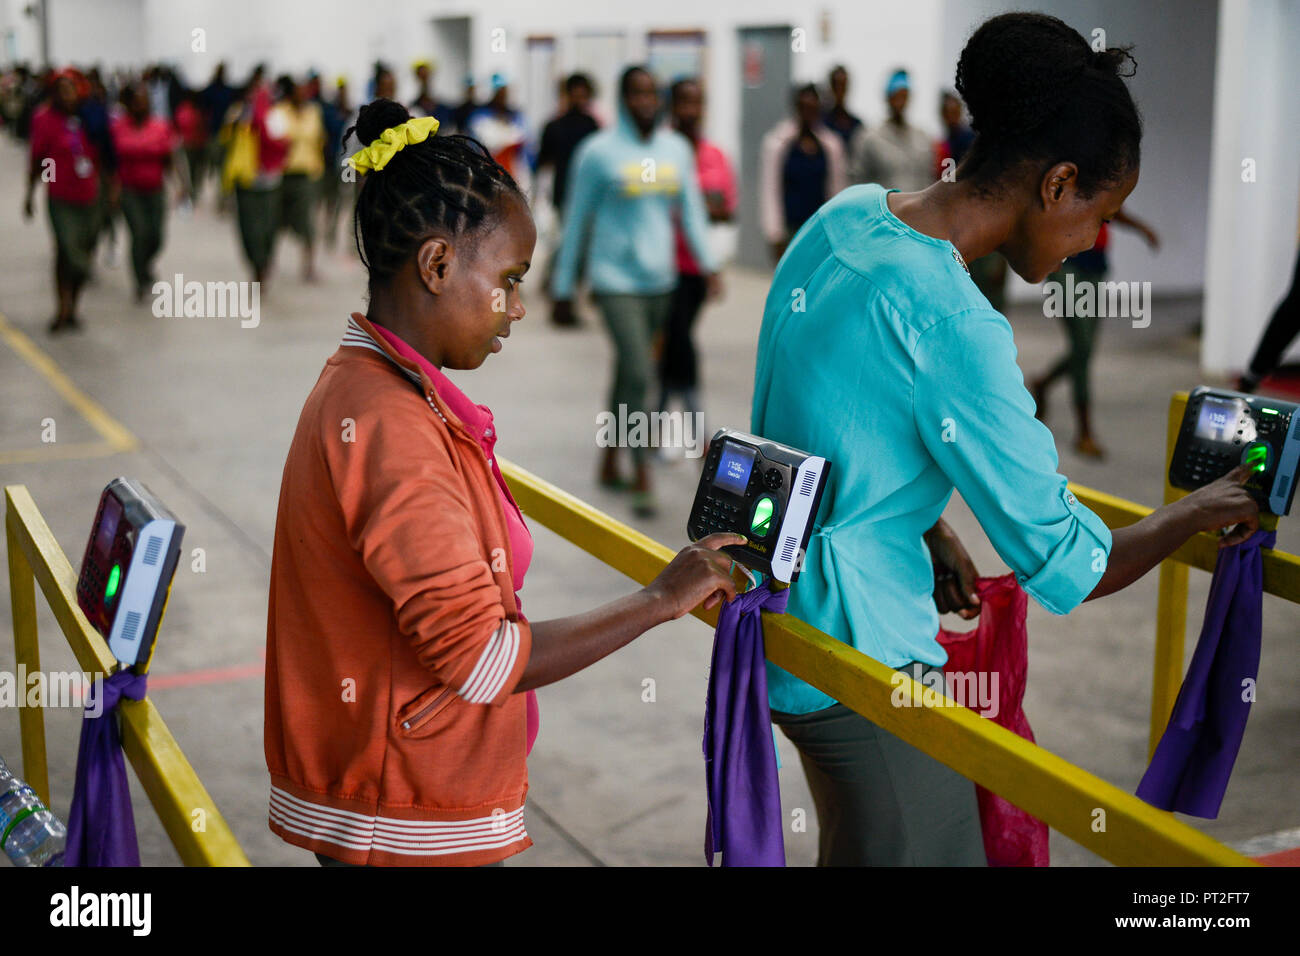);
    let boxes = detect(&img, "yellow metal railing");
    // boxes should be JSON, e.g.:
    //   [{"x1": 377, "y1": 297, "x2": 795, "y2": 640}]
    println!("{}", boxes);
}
[
  {"x1": 5, "y1": 484, "x2": 249, "y2": 866},
  {"x1": 499, "y1": 401, "x2": 1294, "y2": 865},
  {"x1": 1147, "y1": 392, "x2": 1297, "y2": 753},
  {"x1": 1065, "y1": 393, "x2": 1298, "y2": 756},
  {"x1": 6, "y1": 388, "x2": 1287, "y2": 867}
]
